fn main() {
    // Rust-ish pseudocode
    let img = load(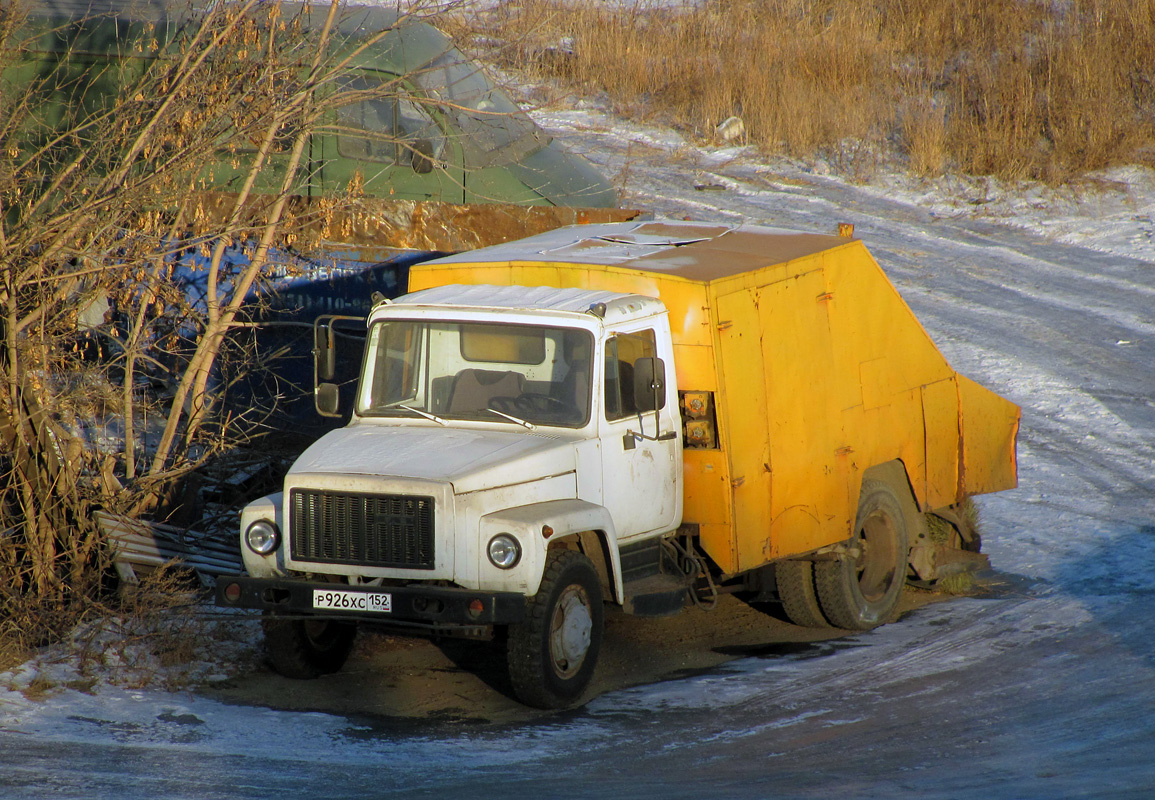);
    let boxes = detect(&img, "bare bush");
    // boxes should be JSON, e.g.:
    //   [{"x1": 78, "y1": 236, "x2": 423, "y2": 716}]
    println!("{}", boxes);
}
[{"x1": 0, "y1": 0, "x2": 418, "y2": 645}]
